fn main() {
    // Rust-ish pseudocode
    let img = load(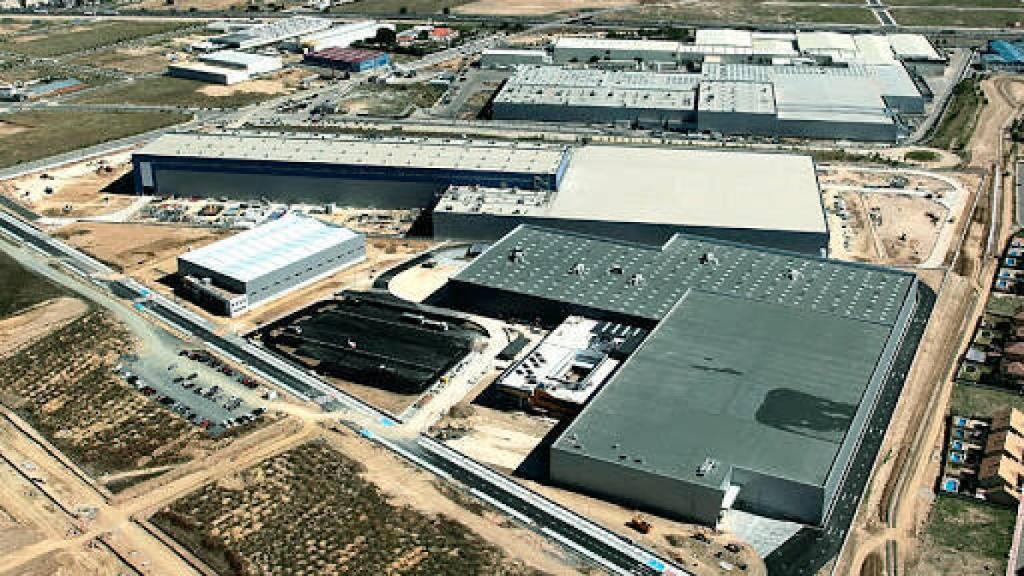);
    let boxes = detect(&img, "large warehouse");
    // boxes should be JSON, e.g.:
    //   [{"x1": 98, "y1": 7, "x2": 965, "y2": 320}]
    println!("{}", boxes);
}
[
  {"x1": 445, "y1": 225, "x2": 928, "y2": 526},
  {"x1": 493, "y1": 64, "x2": 919, "y2": 141},
  {"x1": 434, "y1": 146, "x2": 828, "y2": 255},
  {"x1": 491, "y1": 66, "x2": 700, "y2": 129},
  {"x1": 177, "y1": 213, "x2": 365, "y2": 316},
  {"x1": 132, "y1": 131, "x2": 571, "y2": 207}
]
